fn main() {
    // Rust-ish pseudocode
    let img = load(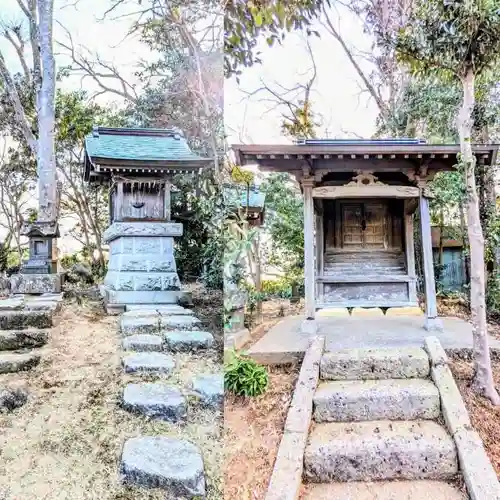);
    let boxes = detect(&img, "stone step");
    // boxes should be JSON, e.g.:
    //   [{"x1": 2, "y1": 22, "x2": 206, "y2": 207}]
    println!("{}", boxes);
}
[
  {"x1": 120, "y1": 313, "x2": 201, "y2": 335},
  {"x1": 320, "y1": 347, "x2": 430, "y2": 380},
  {"x1": 0, "y1": 329, "x2": 48, "y2": 351},
  {"x1": 313, "y1": 379, "x2": 440, "y2": 423},
  {"x1": 120, "y1": 436, "x2": 205, "y2": 497},
  {"x1": 193, "y1": 373, "x2": 223, "y2": 408},
  {"x1": 164, "y1": 330, "x2": 214, "y2": 352},
  {"x1": 122, "y1": 352, "x2": 175, "y2": 374},
  {"x1": 122, "y1": 334, "x2": 164, "y2": 352},
  {"x1": 122, "y1": 305, "x2": 192, "y2": 317},
  {"x1": 0, "y1": 387, "x2": 28, "y2": 411},
  {"x1": 303, "y1": 480, "x2": 467, "y2": 499},
  {"x1": 304, "y1": 420, "x2": 458, "y2": 483},
  {"x1": 0, "y1": 310, "x2": 54, "y2": 330},
  {"x1": 0, "y1": 352, "x2": 41, "y2": 374},
  {"x1": 122, "y1": 383, "x2": 187, "y2": 422}
]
